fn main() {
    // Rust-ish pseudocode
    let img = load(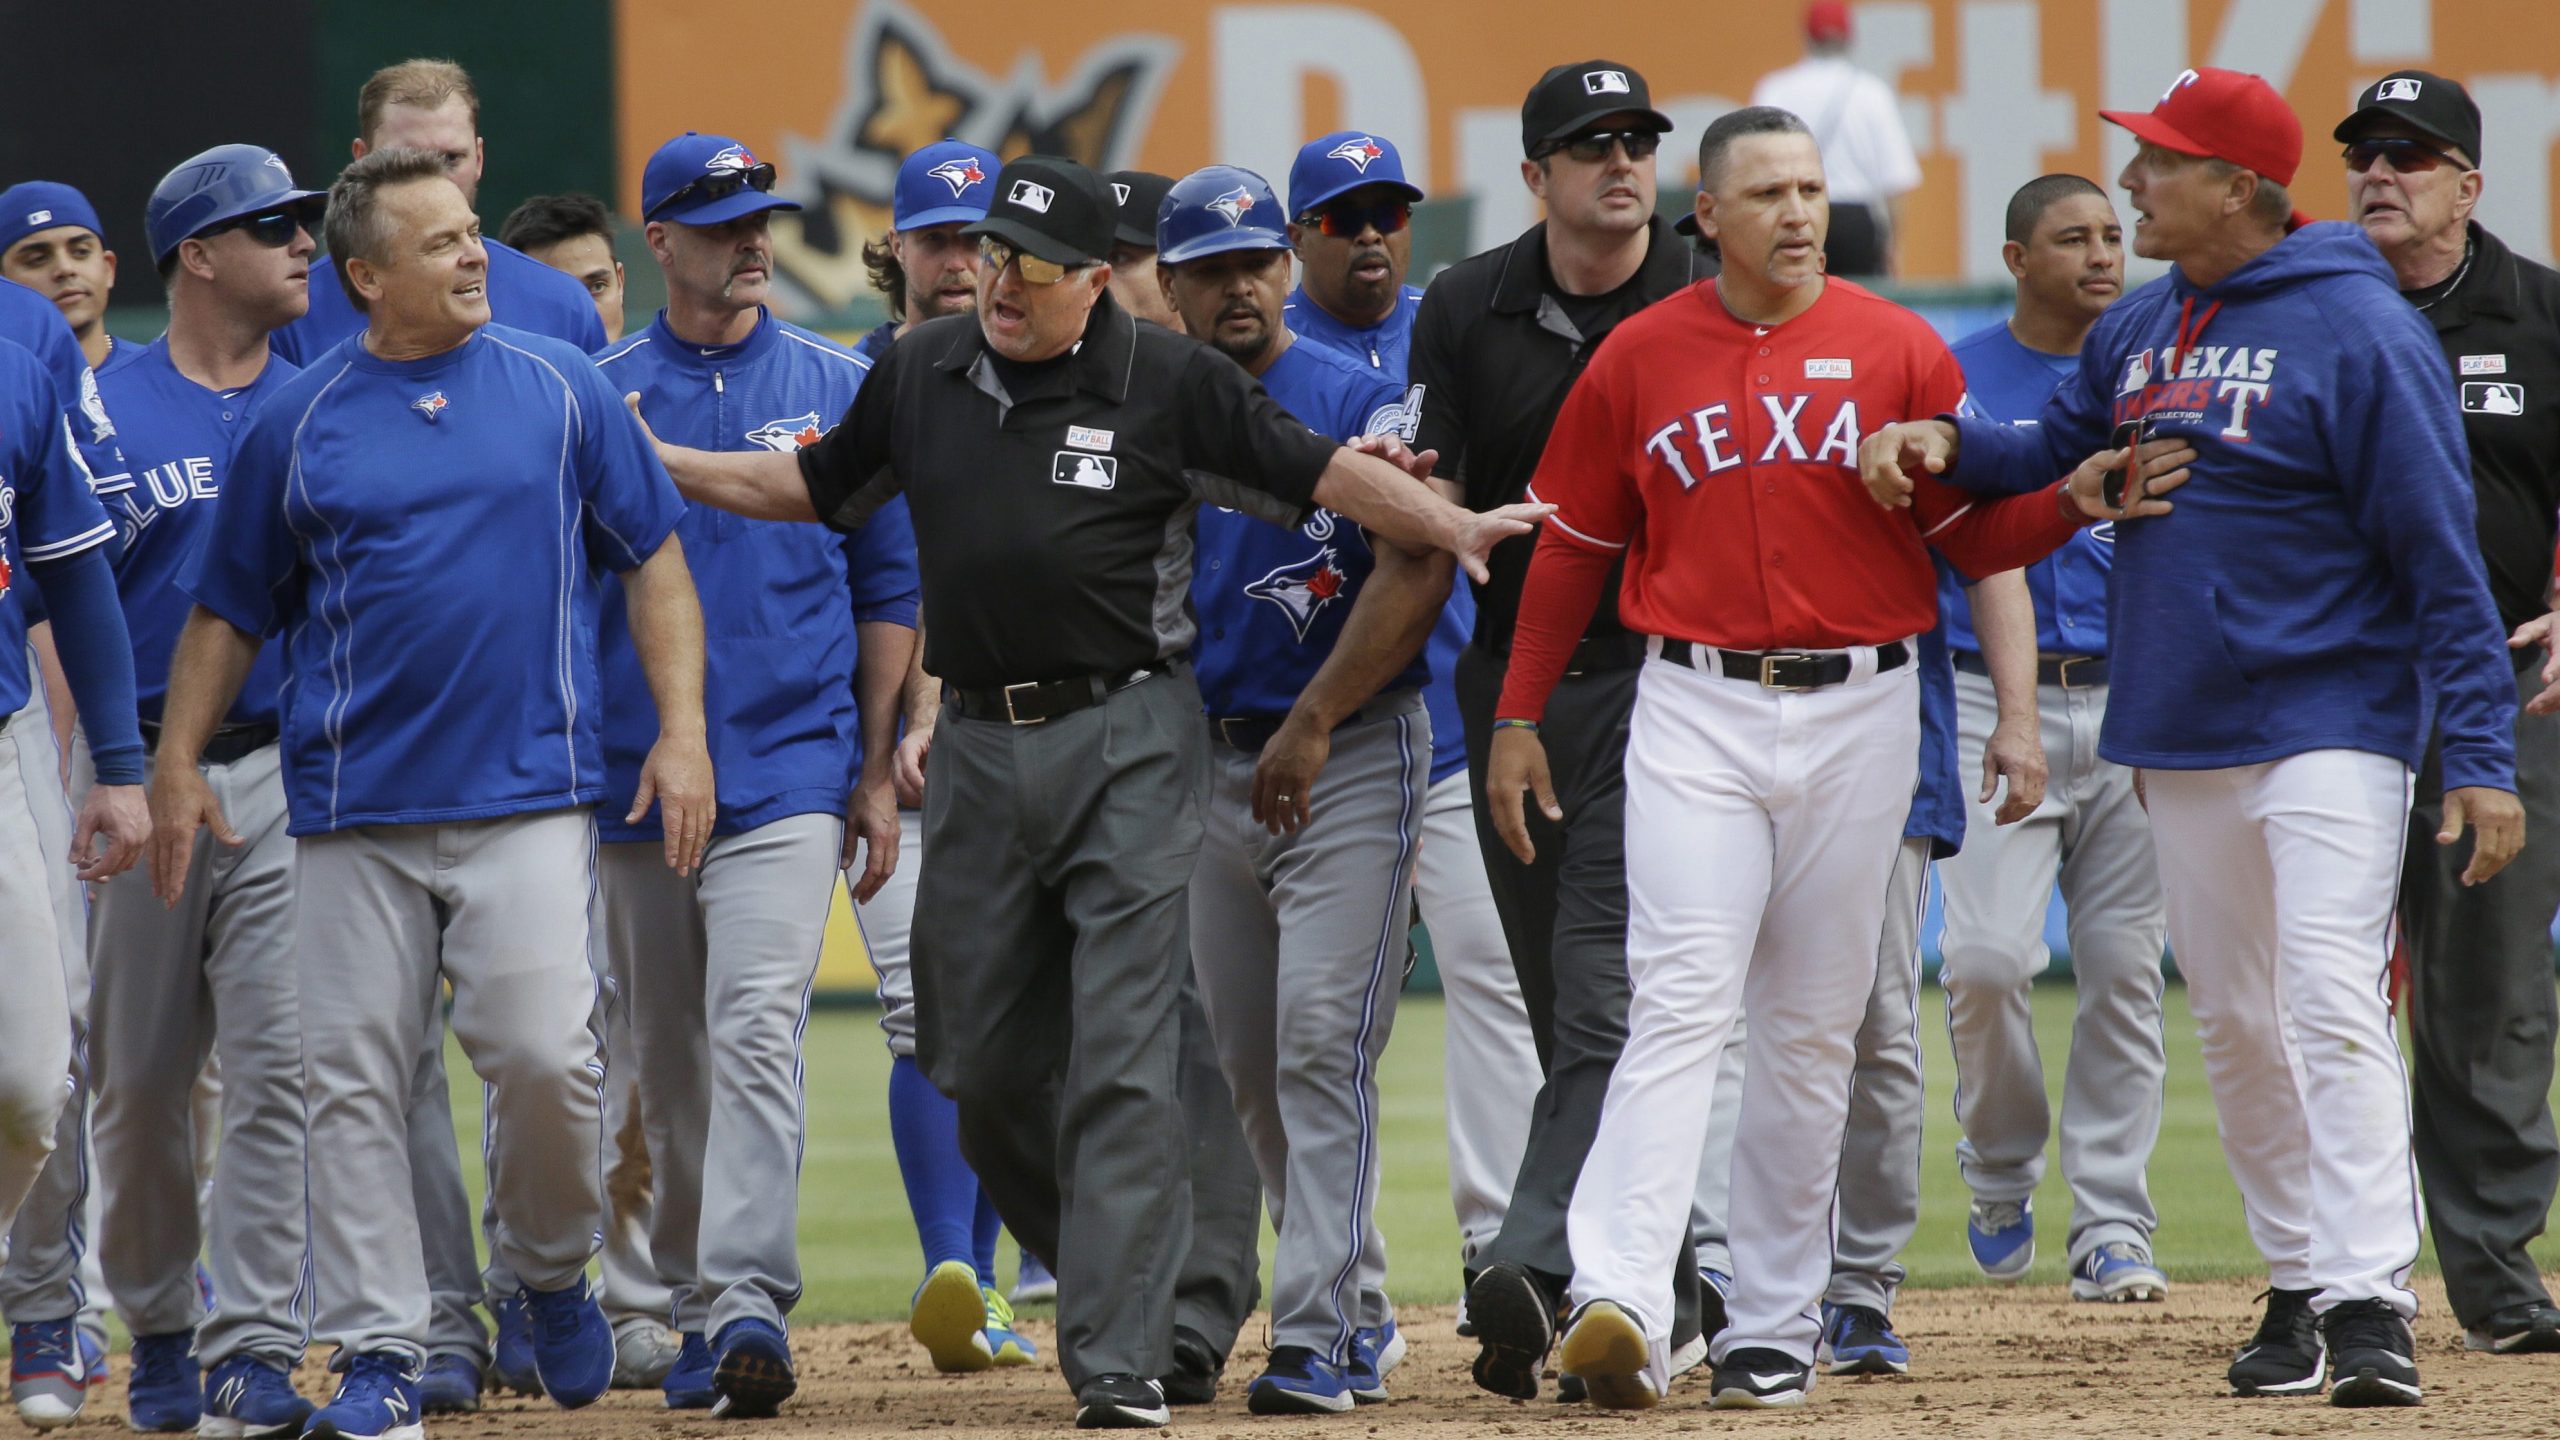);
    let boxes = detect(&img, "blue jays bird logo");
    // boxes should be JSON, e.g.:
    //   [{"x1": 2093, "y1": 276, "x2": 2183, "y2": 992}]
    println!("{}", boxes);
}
[
  {"x1": 708, "y1": 143, "x2": 760, "y2": 173},
  {"x1": 1244, "y1": 545, "x2": 1350, "y2": 641},
  {"x1": 1208, "y1": 186, "x2": 1256, "y2": 226},
  {"x1": 746, "y1": 412, "x2": 827, "y2": 451},
  {"x1": 927, "y1": 156, "x2": 986, "y2": 195},
  {"x1": 411, "y1": 391, "x2": 449, "y2": 423},
  {"x1": 1327, "y1": 136, "x2": 1385, "y2": 172}
]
